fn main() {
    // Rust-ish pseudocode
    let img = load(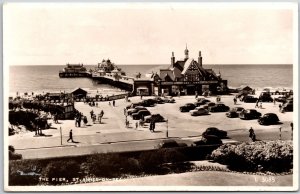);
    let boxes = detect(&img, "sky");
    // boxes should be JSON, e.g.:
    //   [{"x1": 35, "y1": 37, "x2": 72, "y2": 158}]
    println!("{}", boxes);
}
[{"x1": 4, "y1": 3, "x2": 295, "y2": 65}]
